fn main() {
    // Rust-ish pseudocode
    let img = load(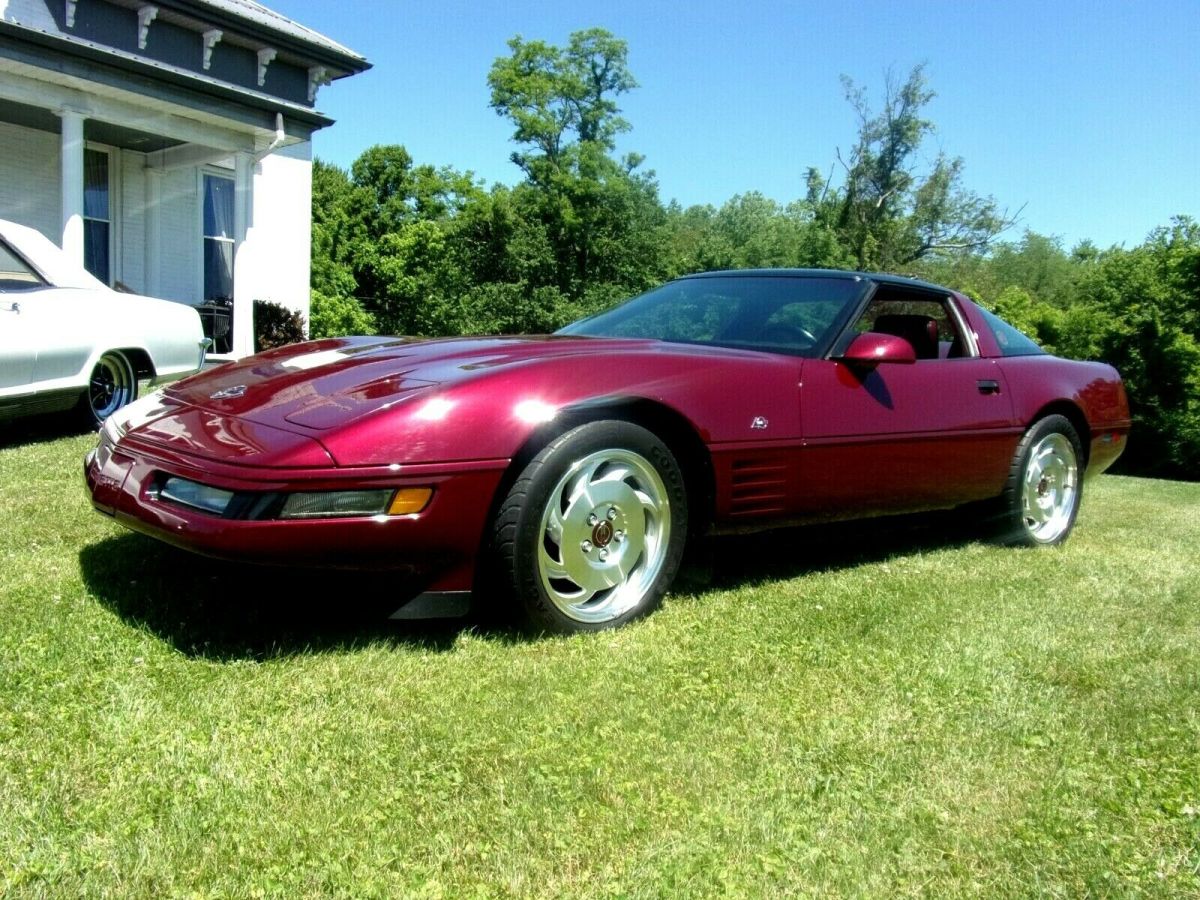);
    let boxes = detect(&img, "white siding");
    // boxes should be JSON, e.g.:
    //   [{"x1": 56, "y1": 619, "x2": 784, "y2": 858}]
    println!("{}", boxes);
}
[
  {"x1": 1, "y1": 119, "x2": 316, "y2": 350},
  {"x1": 0, "y1": 121, "x2": 61, "y2": 243},
  {"x1": 246, "y1": 140, "x2": 312, "y2": 322},
  {"x1": 119, "y1": 150, "x2": 145, "y2": 292},
  {"x1": 155, "y1": 166, "x2": 200, "y2": 304}
]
